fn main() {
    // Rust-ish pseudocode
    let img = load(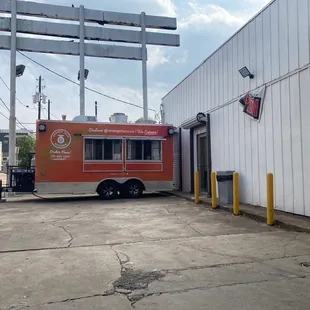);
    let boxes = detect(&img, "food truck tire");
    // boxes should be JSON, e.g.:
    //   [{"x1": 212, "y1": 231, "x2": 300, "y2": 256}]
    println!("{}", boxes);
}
[
  {"x1": 97, "y1": 180, "x2": 118, "y2": 200},
  {"x1": 123, "y1": 180, "x2": 144, "y2": 199}
]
